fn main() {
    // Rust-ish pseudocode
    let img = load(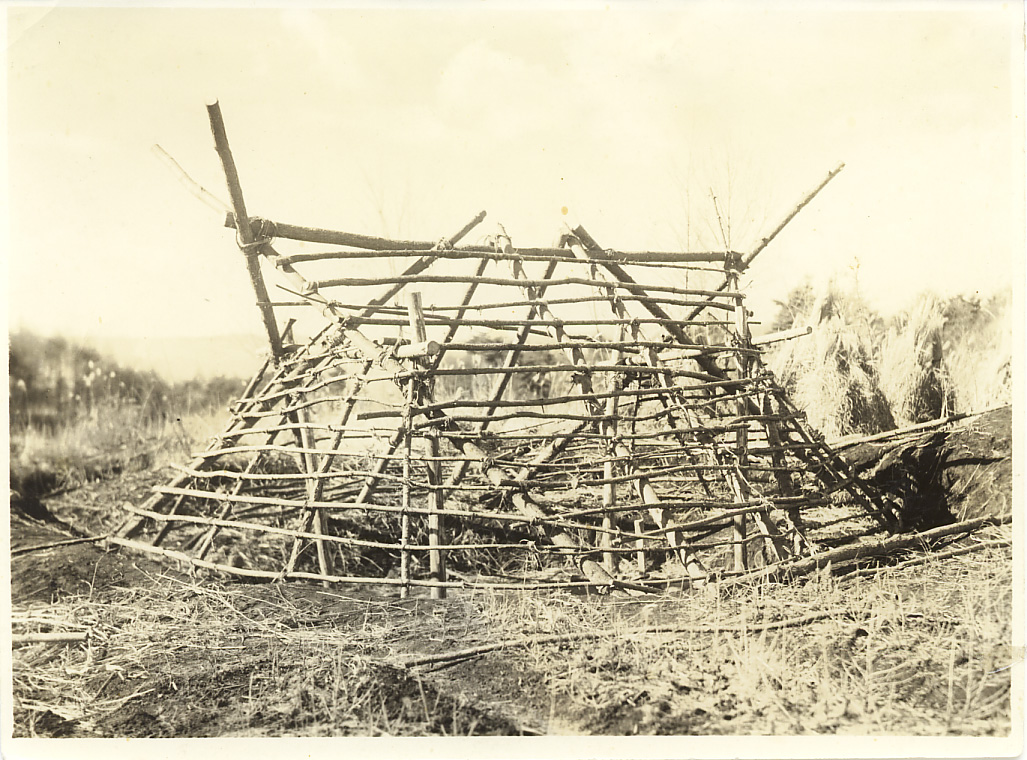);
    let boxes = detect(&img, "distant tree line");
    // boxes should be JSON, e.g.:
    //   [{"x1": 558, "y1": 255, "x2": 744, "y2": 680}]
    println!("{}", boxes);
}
[{"x1": 8, "y1": 332, "x2": 248, "y2": 431}]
